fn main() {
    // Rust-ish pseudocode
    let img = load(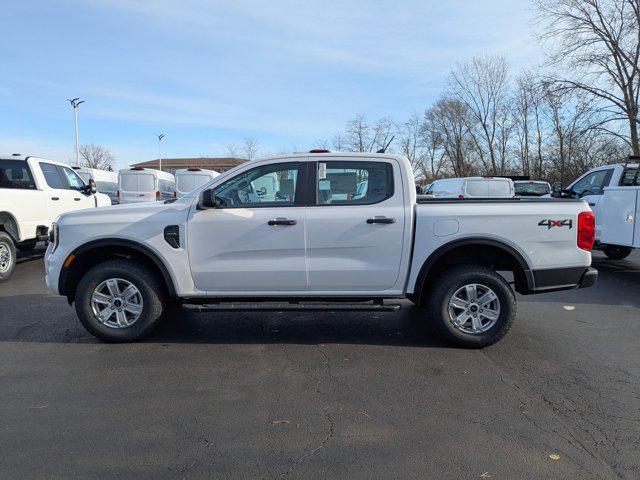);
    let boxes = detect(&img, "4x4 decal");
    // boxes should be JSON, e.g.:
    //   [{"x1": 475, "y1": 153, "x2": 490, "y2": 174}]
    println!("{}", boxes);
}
[{"x1": 538, "y1": 219, "x2": 573, "y2": 229}]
